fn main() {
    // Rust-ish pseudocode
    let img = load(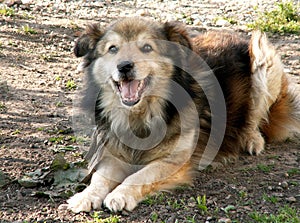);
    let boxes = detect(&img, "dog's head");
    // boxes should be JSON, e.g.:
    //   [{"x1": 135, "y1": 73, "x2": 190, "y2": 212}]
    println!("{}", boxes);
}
[{"x1": 75, "y1": 18, "x2": 192, "y2": 108}]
